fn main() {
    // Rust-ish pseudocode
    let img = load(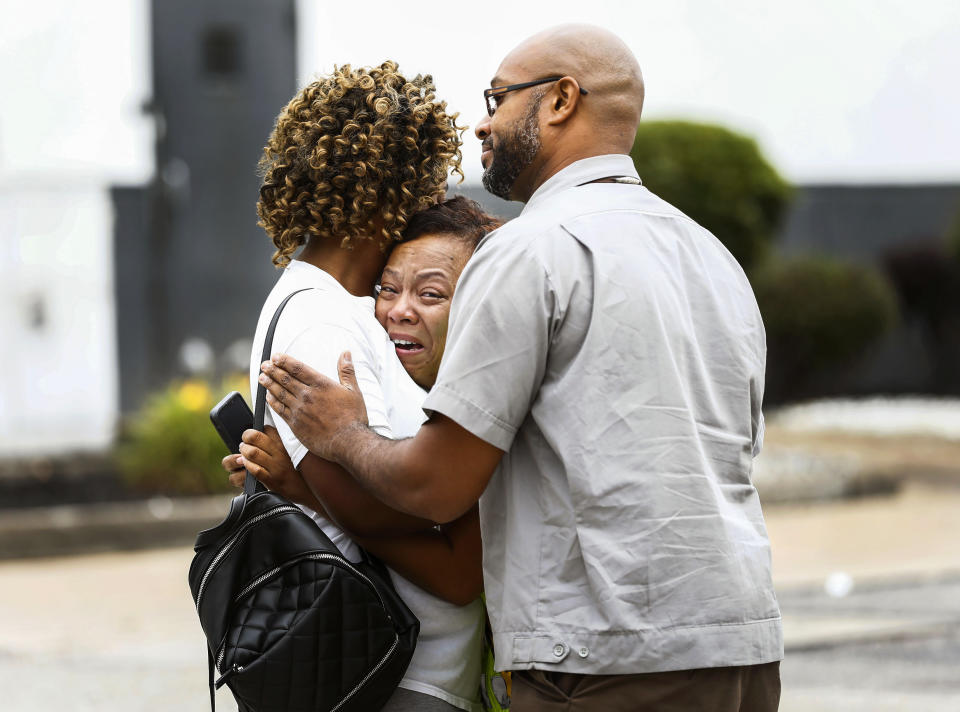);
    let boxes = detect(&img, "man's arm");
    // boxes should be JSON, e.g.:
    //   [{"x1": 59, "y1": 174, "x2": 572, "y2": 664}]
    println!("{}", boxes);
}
[
  {"x1": 236, "y1": 426, "x2": 484, "y2": 604},
  {"x1": 259, "y1": 352, "x2": 504, "y2": 523},
  {"x1": 260, "y1": 240, "x2": 553, "y2": 520},
  {"x1": 298, "y1": 453, "x2": 438, "y2": 536},
  {"x1": 237, "y1": 426, "x2": 437, "y2": 536}
]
